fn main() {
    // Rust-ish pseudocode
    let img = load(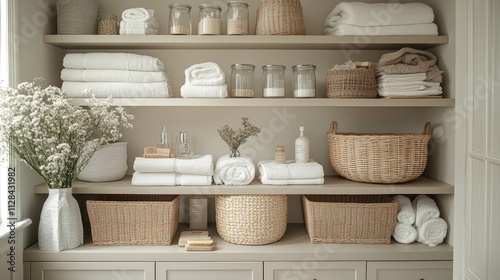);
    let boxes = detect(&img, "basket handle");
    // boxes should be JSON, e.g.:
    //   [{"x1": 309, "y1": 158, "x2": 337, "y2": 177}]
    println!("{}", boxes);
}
[
  {"x1": 329, "y1": 121, "x2": 338, "y2": 133},
  {"x1": 423, "y1": 122, "x2": 432, "y2": 135}
]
